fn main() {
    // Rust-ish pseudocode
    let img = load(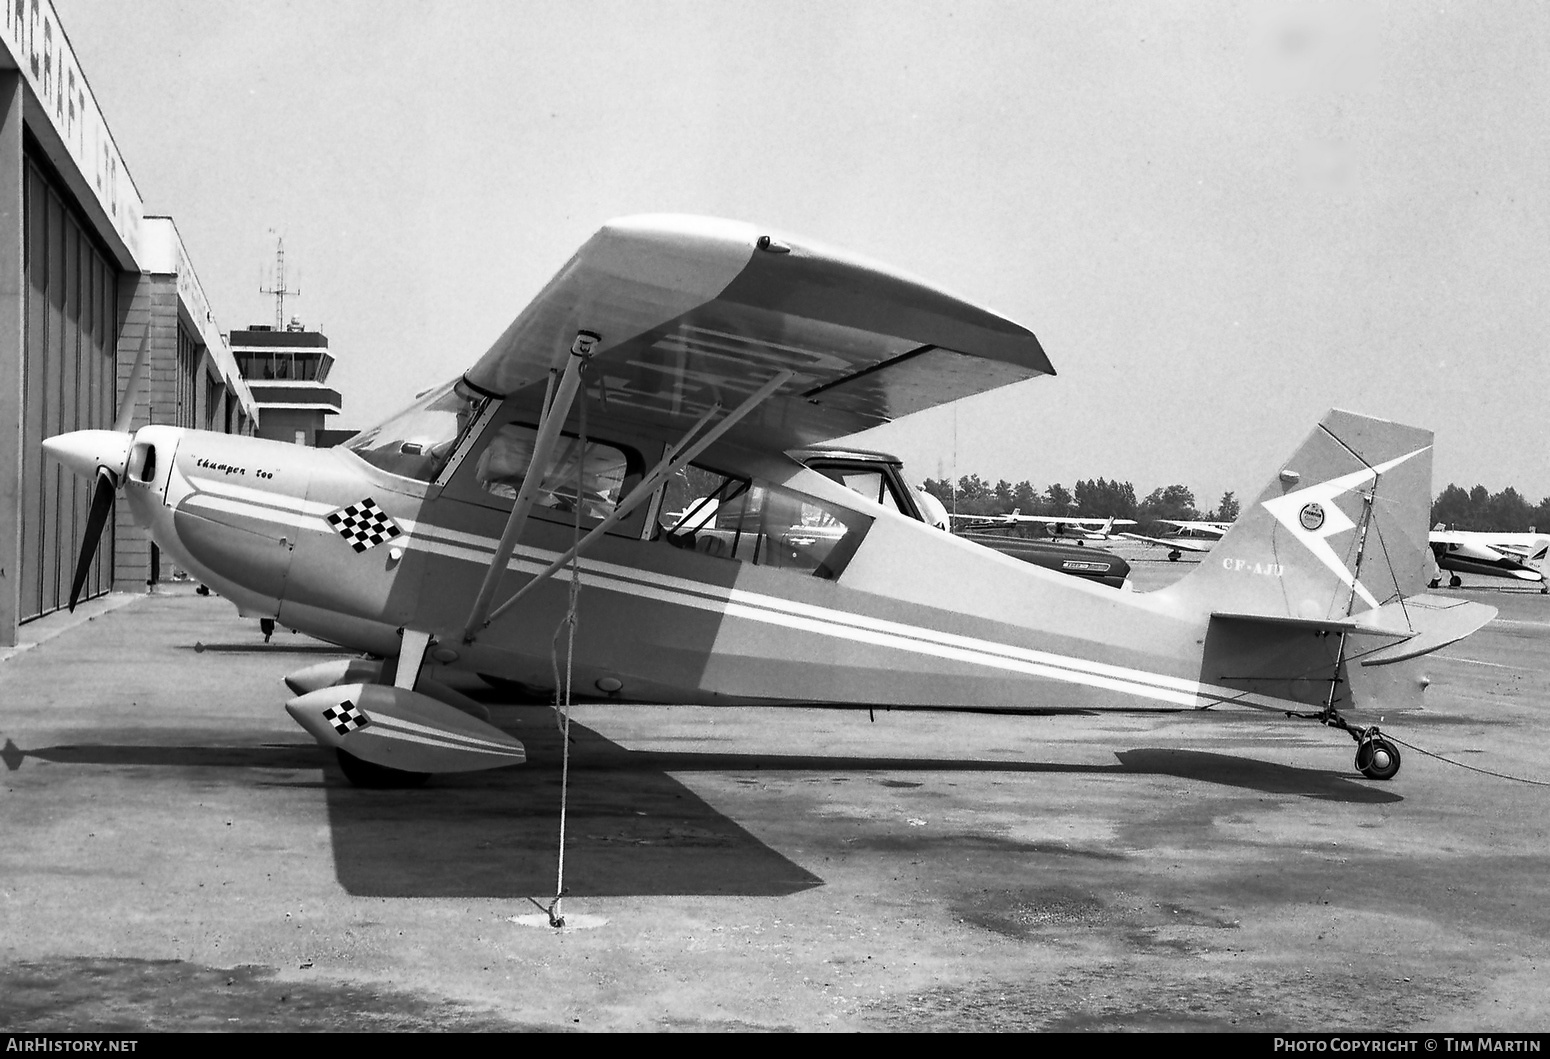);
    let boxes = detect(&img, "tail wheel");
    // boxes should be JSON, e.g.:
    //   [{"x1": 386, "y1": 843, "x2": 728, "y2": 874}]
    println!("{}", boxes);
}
[
  {"x1": 335, "y1": 748, "x2": 430, "y2": 789},
  {"x1": 1355, "y1": 737, "x2": 1401, "y2": 781}
]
